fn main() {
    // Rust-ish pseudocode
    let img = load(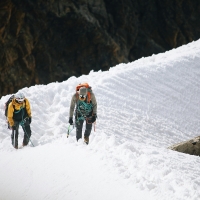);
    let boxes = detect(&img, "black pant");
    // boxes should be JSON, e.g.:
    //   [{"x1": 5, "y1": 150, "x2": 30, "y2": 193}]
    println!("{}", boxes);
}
[
  {"x1": 76, "y1": 118, "x2": 92, "y2": 141},
  {"x1": 11, "y1": 119, "x2": 31, "y2": 148}
]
